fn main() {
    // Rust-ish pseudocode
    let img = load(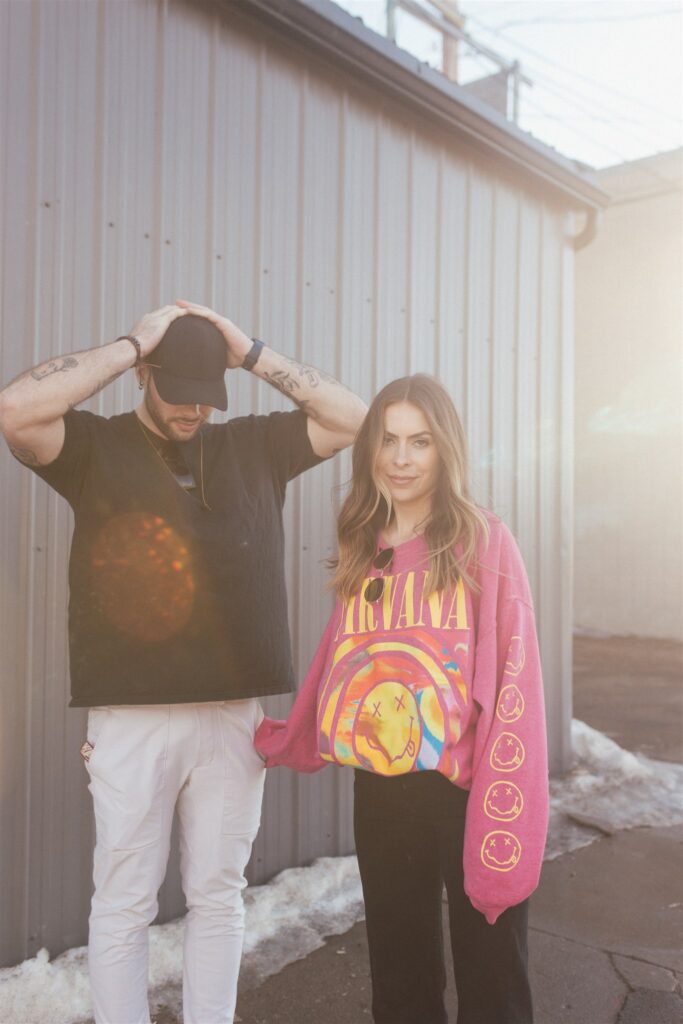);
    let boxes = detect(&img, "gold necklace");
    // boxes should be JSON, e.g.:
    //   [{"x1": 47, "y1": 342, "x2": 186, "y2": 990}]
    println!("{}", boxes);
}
[{"x1": 136, "y1": 416, "x2": 212, "y2": 511}]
